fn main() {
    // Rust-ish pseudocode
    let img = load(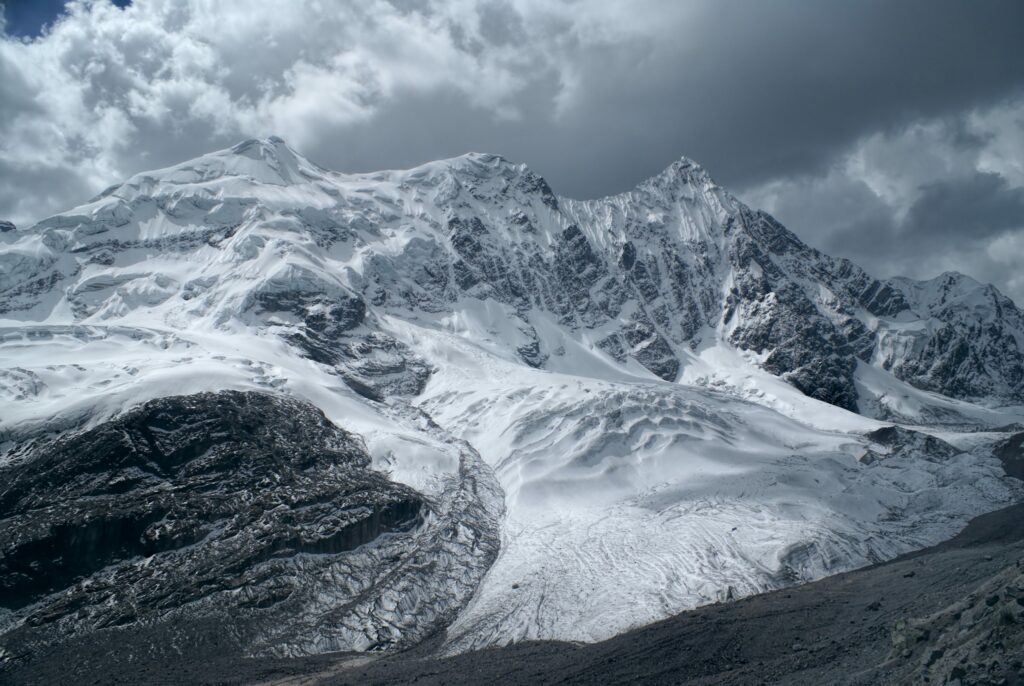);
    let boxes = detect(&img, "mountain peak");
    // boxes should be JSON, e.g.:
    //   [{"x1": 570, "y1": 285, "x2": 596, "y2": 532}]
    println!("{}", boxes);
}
[
  {"x1": 439, "y1": 151, "x2": 529, "y2": 180},
  {"x1": 78, "y1": 136, "x2": 326, "y2": 208},
  {"x1": 647, "y1": 155, "x2": 717, "y2": 189},
  {"x1": 228, "y1": 135, "x2": 288, "y2": 157},
  {"x1": 94, "y1": 137, "x2": 326, "y2": 199},
  {"x1": 213, "y1": 135, "x2": 322, "y2": 184},
  {"x1": 451, "y1": 151, "x2": 512, "y2": 166}
]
